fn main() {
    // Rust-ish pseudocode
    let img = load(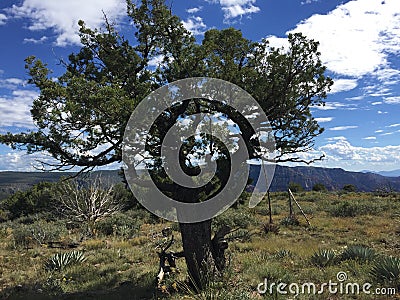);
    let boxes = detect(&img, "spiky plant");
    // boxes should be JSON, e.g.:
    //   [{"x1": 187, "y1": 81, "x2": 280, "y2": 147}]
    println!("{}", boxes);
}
[
  {"x1": 45, "y1": 250, "x2": 86, "y2": 271},
  {"x1": 370, "y1": 256, "x2": 400, "y2": 284},
  {"x1": 341, "y1": 245, "x2": 376, "y2": 262},
  {"x1": 310, "y1": 249, "x2": 337, "y2": 267},
  {"x1": 275, "y1": 249, "x2": 293, "y2": 259}
]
